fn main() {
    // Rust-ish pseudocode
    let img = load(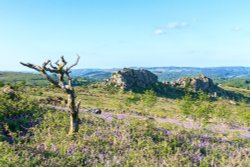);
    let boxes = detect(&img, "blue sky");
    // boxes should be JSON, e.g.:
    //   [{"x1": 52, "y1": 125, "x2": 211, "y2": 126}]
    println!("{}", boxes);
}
[{"x1": 0, "y1": 0, "x2": 250, "y2": 71}]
